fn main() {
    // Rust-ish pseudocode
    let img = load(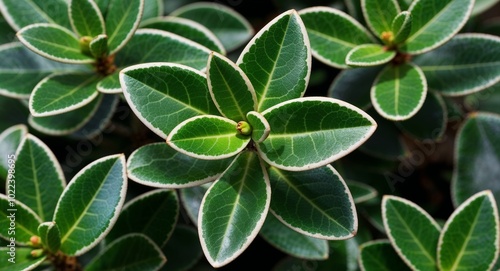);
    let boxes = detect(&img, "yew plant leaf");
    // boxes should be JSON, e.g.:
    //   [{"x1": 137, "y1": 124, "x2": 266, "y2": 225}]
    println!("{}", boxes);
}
[
  {"x1": 258, "y1": 97, "x2": 376, "y2": 171},
  {"x1": 299, "y1": 7, "x2": 375, "y2": 69},
  {"x1": 120, "y1": 63, "x2": 218, "y2": 139},
  {"x1": 438, "y1": 191, "x2": 499, "y2": 271},
  {"x1": 141, "y1": 16, "x2": 225, "y2": 54},
  {"x1": 392, "y1": 11, "x2": 412, "y2": 45},
  {"x1": 37, "y1": 222, "x2": 61, "y2": 253},
  {"x1": 0, "y1": 0, "x2": 70, "y2": 30},
  {"x1": 0, "y1": 247, "x2": 45, "y2": 271},
  {"x1": 161, "y1": 225, "x2": 203, "y2": 271},
  {"x1": 259, "y1": 212, "x2": 328, "y2": 260},
  {"x1": 69, "y1": 0, "x2": 105, "y2": 38},
  {"x1": 0, "y1": 124, "x2": 27, "y2": 181},
  {"x1": 382, "y1": 195, "x2": 441, "y2": 271},
  {"x1": 238, "y1": 10, "x2": 310, "y2": 112},
  {"x1": 401, "y1": 0, "x2": 474, "y2": 54},
  {"x1": 170, "y1": 2, "x2": 253, "y2": 52},
  {"x1": 86, "y1": 233, "x2": 166, "y2": 271},
  {"x1": 0, "y1": 194, "x2": 42, "y2": 244},
  {"x1": 199, "y1": 151, "x2": 270, "y2": 268},
  {"x1": 361, "y1": 0, "x2": 400, "y2": 38},
  {"x1": 167, "y1": 115, "x2": 250, "y2": 160},
  {"x1": 127, "y1": 143, "x2": 233, "y2": 188},
  {"x1": 106, "y1": 189, "x2": 179, "y2": 247},
  {"x1": 246, "y1": 111, "x2": 270, "y2": 143},
  {"x1": 17, "y1": 24, "x2": 94, "y2": 64},
  {"x1": 371, "y1": 63, "x2": 427, "y2": 121},
  {"x1": 453, "y1": 113, "x2": 500, "y2": 207},
  {"x1": 414, "y1": 34, "x2": 500, "y2": 96},
  {"x1": 53, "y1": 154, "x2": 127, "y2": 256},
  {"x1": 346, "y1": 44, "x2": 396, "y2": 67},
  {"x1": 359, "y1": 240, "x2": 412, "y2": 271},
  {"x1": 105, "y1": 0, "x2": 144, "y2": 54},
  {"x1": 269, "y1": 165, "x2": 357, "y2": 239},
  {"x1": 14, "y1": 134, "x2": 66, "y2": 221},
  {"x1": 207, "y1": 52, "x2": 256, "y2": 121},
  {"x1": 29, "y1": 73, "x2": 100, "y2": 117}
]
